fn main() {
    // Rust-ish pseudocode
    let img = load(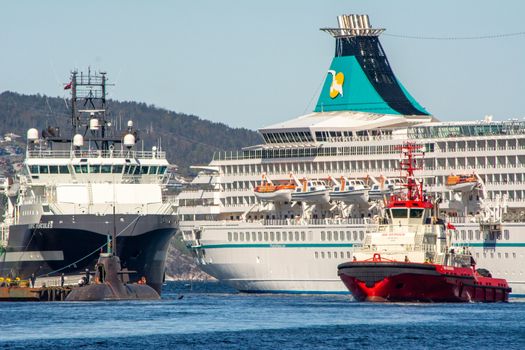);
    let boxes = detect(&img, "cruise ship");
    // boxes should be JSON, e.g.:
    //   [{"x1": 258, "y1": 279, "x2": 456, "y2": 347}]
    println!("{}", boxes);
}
[
  {"x1": 0, "y1": 70, "x2": 177, "y2": 293},
  {"x1": 179, "y1": 14, "x2": 525, "y2": 295}
]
